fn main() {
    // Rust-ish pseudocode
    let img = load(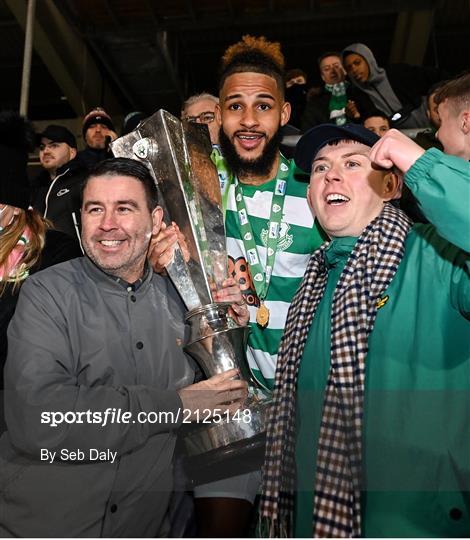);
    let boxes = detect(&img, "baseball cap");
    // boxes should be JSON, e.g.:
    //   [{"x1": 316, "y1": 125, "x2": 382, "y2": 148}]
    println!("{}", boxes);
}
[
  {"x1": 295, "y1": 123, "x2": 380, "y2": 174},
  {"x1": 82, "y1": 107, "x2": 115, "y2": 137},
  {"x1": 37, "y1": 124, "x2": 77, "y2": 149}
]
